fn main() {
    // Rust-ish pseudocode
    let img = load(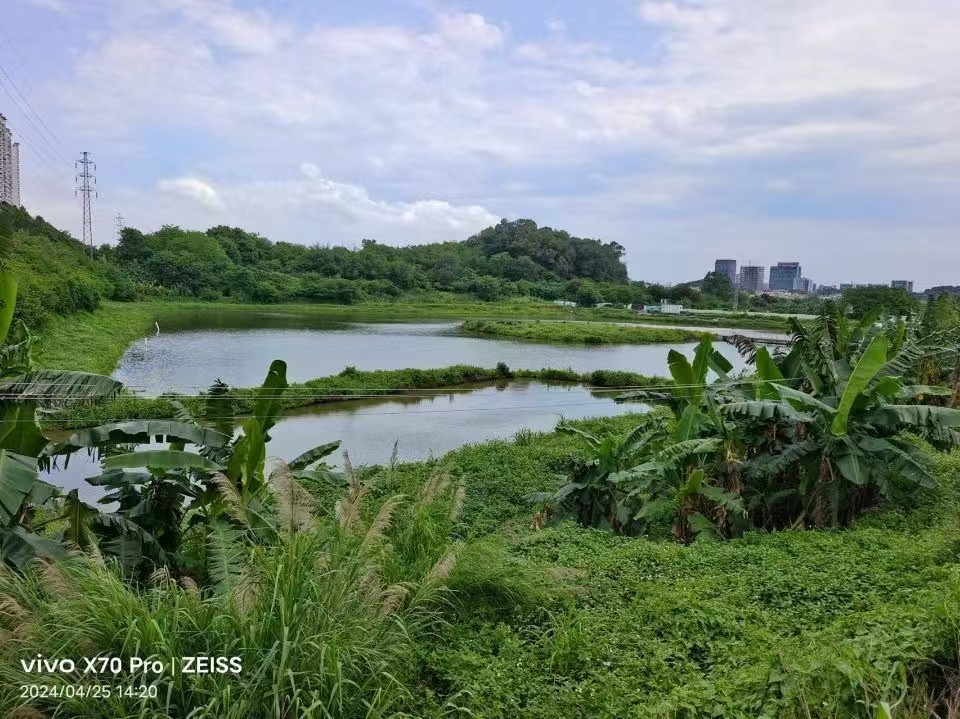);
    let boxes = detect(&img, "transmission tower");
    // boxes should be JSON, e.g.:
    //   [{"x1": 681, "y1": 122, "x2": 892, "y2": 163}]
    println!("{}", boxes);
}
[
  {"x1": 75, "y1": 151, "x2": 97, "y2": 257},
  {"x1": 115, "y1": 211, "x2": 124, "y2": 242}
]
